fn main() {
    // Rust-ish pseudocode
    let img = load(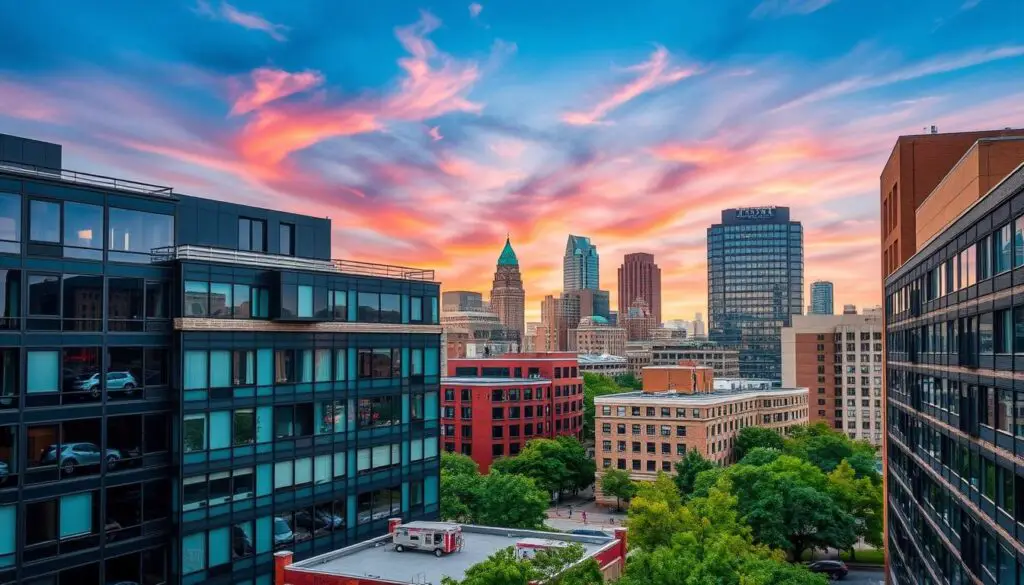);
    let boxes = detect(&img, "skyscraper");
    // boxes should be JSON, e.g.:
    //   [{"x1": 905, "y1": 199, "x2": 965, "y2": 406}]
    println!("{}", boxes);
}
[
  {"x1": 490, "y1": 236, "x2": 525, "y2": 344},
  {"x1": 564, "y1": 235, "x2": 599, "y2": 291},
  {"x1": 707, "y1": 206, "x2": 803, "y2": 383},
  {"x1": 809, "y1": 280, "x2": 834, "y2": 315},
  {"x1": 618, "y1": 252, "x2": 662, "y2": 326}
]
